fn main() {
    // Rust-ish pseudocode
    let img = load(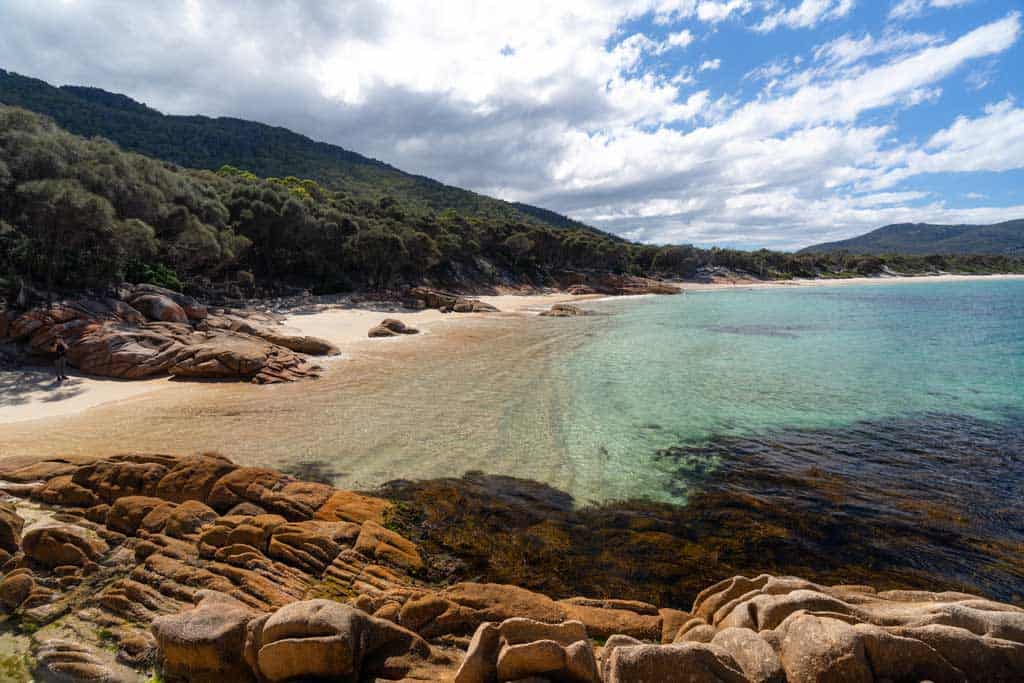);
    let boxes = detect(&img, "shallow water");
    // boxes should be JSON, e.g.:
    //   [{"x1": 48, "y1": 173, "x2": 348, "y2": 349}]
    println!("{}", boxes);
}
[
  {"x1": 5, "y1": 280, "x2": 1022, "y2": 502},
  {"x1": 558, "y1": 279, "x2": 1024, "y2": 503},
  {"x1": 4, "y1": 278, "x2": 1023, "y2": 600}
]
